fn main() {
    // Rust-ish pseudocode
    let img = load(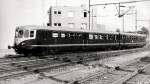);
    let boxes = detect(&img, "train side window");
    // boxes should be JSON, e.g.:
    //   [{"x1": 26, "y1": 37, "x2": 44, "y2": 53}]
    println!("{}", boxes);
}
[
  {"x1": 58, "y1": 23, "x2": 61, "y2": 26},
  {"x1": 113, "y1": 35, "x2": 115, "y2": 40},
  {"x1": 61, "y1": 33, "x2": 65, "y2": 38},
  {"x1": 115, "y1": 35, "x2": 117, "y2": 40},
  {"x1": 89, "y1": 34, "x2": 93, "y2": 39},
  {"x1": 106, "y1": 35, "x2": 109, "y2": 40},
  {"x1": 120, "y1": 35, "x2": 121, "y2": 40},
  {"x1": 95, "y1": 35, "x2": 98, "y2": 39},
  {"x1": 114, "y1": 35, "x2": 116, "y2": 40},
  {"x1": 77, "y1": 33, "x2": 81, "y2": 37},
  {"x1": 102, "y1": 35, "x2": 105, "y2": 40},
  {"x1": 76, "y1": 33, "x2": 81, "y2": 38},
  {"x1": 30, "y1": 31, "x2": 34, "y2": 37},
  {"x1": 52, "y1": 33, "x2": 58, "y2": 38},
  {"x1": 70, "y1": 33, "x2": 74, "y2": 38},
  {"x1": 65, "y1": 33, "x2": 69, "y2": 38},
  {"x1": 99, "y1": 35, "x2": 103, "y2": 40},
  {"x1": 111, "y1": 35, "x2": 113, "y2": 40},
  {"x1": 109, "y1": 35, "x2": 112, "y2": 40}
]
